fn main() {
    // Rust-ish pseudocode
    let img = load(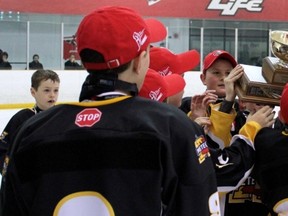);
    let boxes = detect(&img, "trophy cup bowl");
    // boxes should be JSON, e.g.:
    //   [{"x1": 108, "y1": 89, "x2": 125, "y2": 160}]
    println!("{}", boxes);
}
[{"x1": 270, "y1": 30, "x2": 288, "y2": 68}]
